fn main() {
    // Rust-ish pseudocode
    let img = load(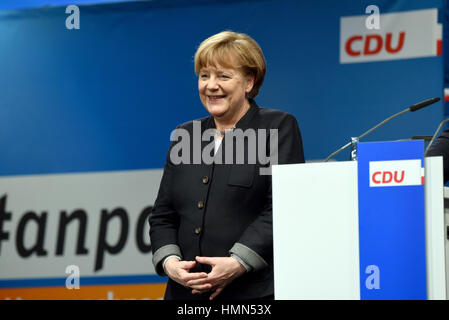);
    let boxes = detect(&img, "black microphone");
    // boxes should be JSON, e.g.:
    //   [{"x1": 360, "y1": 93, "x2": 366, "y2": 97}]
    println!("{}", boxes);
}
[
  {"x1": 410, "y1": 97, "x2": 441, "y2": 112},
  {"x1": 324, "y1": 97, "x2": 441, "y2": 162}
]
